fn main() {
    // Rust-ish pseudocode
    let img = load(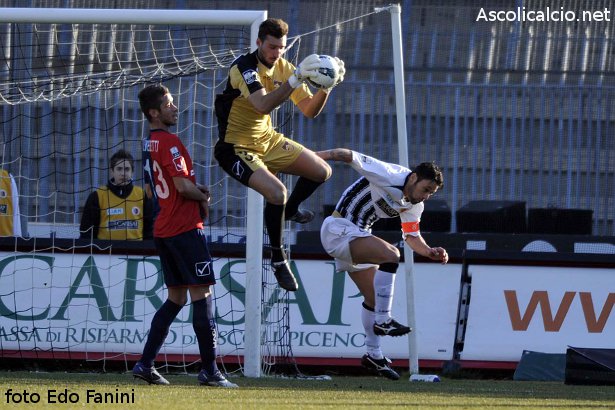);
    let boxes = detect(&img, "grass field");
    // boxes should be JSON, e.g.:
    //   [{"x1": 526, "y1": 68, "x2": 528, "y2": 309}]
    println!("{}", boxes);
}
[{"x1": 1, "y1": 370, "x2": 614, "y2": 409}]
